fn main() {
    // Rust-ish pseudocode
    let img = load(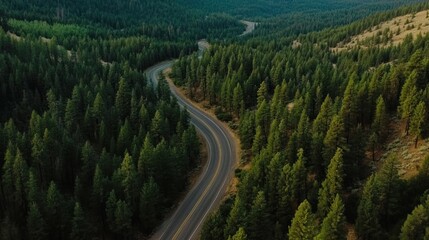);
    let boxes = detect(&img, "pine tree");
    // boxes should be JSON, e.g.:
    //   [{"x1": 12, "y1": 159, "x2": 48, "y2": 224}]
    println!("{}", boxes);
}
[
  {"x1": 106, "y1": 190, "x2": 117, "y2": 232},
  {"x1": 139, "y1": 177, "x2": 160, "y2": 232},
  {"x1": 410, "y1": 101, "x2": 426, "y2": 148},
  {"x1": 138, "y1": 135, "x2": 154, "y2": 179},
  {"x1": 115, "y1": 77, "x2": 131, "y2": 120},
  {"x1": 31, "y1": 133, "x2": 45, "y2": 183},
  {"x1": 323, "y1": 115, "x2": 345, "y2": 163},
  {"x1": 70, "y1": 202, "x2": 90, "y2": 240},
  {"x1": 252, "y1": 125, "x2": 265, "y2": 155},
  {"x1": 377, "y1": 156, "x2": 402, "y2": 226},
  {"x1": 339, "y1": 77, "x2": 358, "y2": 142},
  {"x1": 313, "y1": 95, "x2": 334, "y2": 134},
  {"x1": 398, "y1": 71, "x2": 419, "y2": 134},
  {"x1": 114, "y1": 200, "x2": 132, "y2": 237},
  {"x1": 266, "y1": 153, "x2": 283, "y2": 209},
  {"x1": 92, "y1": 92, "x2": 104, "y2": 122},
  {"x1": 224, "y1": 195, "x2": 244, "y2": 238},
  {"x1": 46, "y1": 181, "x2": 62, "y2": 239},
  {"x1": 257, "y1": 81, "x2": 268, "y2": 107},
  {"x1": 117, "y1": 119, "x2": 132, "y2": 153},
  {"x1": 117, "y1": 152, "x2": 138, "y2": 209},
  {"x1": 228, "y1": 227, "x2": 247, "y2": 240},
  {"x1": 91, "y1": 164, "x2": 105, "y2": 214},
  {"x1": 292, "y1": 149, "x2": 307, "y2": 203},
  {"x1": 247, "y1": 191, "x2": 271, "y2": 240},
  {"x1": 13, "y1": 149, "x2": 28, "y2": 210},
  {"x1": 239, "y1": 111, "x2": 255, "y2": 150},
  {"x1": 317, "y1": 148, "x2": 344, "y2": 217},
  {"x1": 296, "y1": 110, "x2": 311, "y2": 153},
  {"x1": 356, "y1": 175, "x2": 382, "y2": 240},
  {"x1": 80, "y1": 141, "x2": 96, "y2": 183},
  {"x1": 2, "y1": 142, "x2": 15, "y2": 205},
  {"x1": 201, "y1": 210, "x2": 225, "y2": 240},
  {"x1": 26, "y1": 171, "x2": 40, "y2": 204},
  {"x1": 64, "y1": 86, "x2": 81, "y2": 131},
  {"x1": 27, "y1": 202, "x2": 47, "y2": 240},
  {"x1": 130, "y1": 90, "x2": 140, "y2": 128},
  {"x1": 315, "y1": 194, "x2": 346, "y2": 240},
  {"x1": 255, "y1": 99, "x2": 270, "y2": 136},
  {"x1": 288, "y1": 200, "x2": 317, "y2": 240},
  {"x1": 151, "y1": 110, "x2": 166, "y2": 142},
  {"x1": 277, "y1": 163, "x2": 295, "y2": 228},
  {"x1": 73, "y1": 176, "x2": 83, "y2": 205},
  {"x1": 372, "y1": 96, "x2": 388, "y2": 142},
  {"x1": 384, "y1": 67, "x2": 402, "y2": 110},
  {"x1": 400, "y1": 196, "x2": 429, "y2": 240},
  {"x1": 233, "y1": 84, "x2": 244, "y2": 116}
]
